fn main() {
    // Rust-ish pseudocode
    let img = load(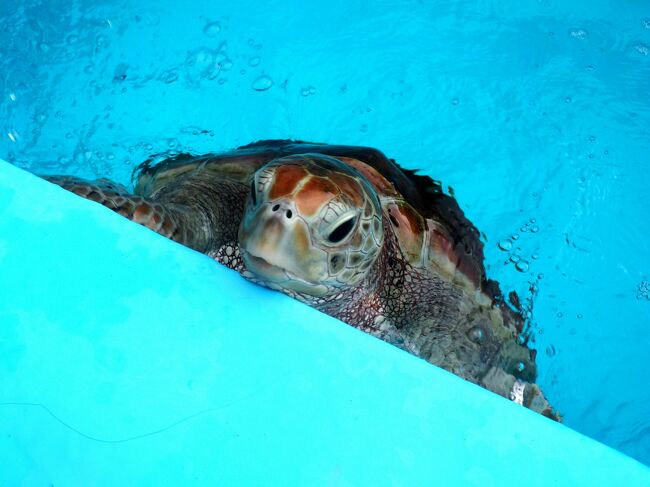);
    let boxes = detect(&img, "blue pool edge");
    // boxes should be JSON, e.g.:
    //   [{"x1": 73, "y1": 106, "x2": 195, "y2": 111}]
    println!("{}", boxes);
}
[{"x1": 1, "y1": 159, "x2": 648, "y2": 486}]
